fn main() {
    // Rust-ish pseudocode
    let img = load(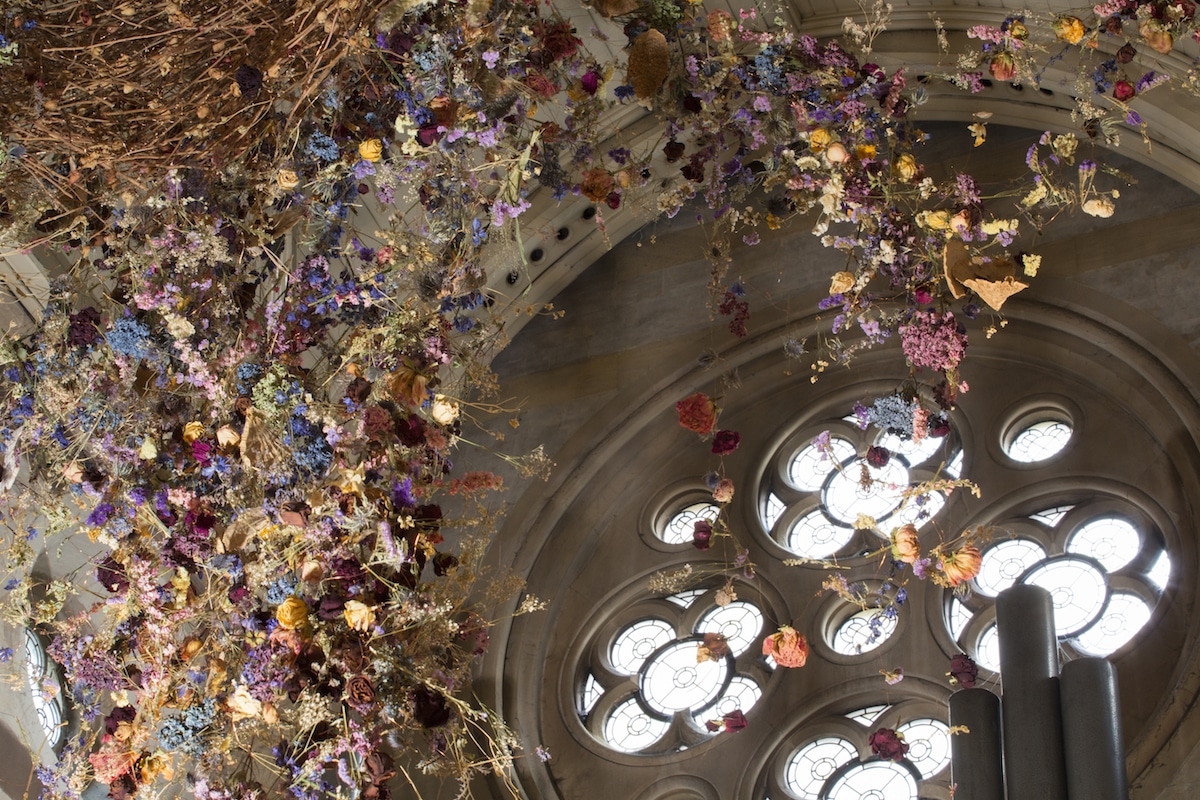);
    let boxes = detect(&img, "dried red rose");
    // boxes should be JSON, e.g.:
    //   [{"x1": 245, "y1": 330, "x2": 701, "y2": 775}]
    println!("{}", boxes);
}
[
  {"x1": 869, "y1": 727, "x2": 909, "y2": 761},
  {"x1": 346, "y1": 675, "x2": 376, "y2": 710},
  {"x1": 693, "y1": 519, "x2": 713, "y2": 550},
  {"x1": 949, "y1": 653, "x2": 979, "y2": 688},
  {"x1": 711, "y1": 429, "x2": 741, "y2": 455},
  {"x1": 866, "y1": 445, "x2": 890, "y2": 468}
]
